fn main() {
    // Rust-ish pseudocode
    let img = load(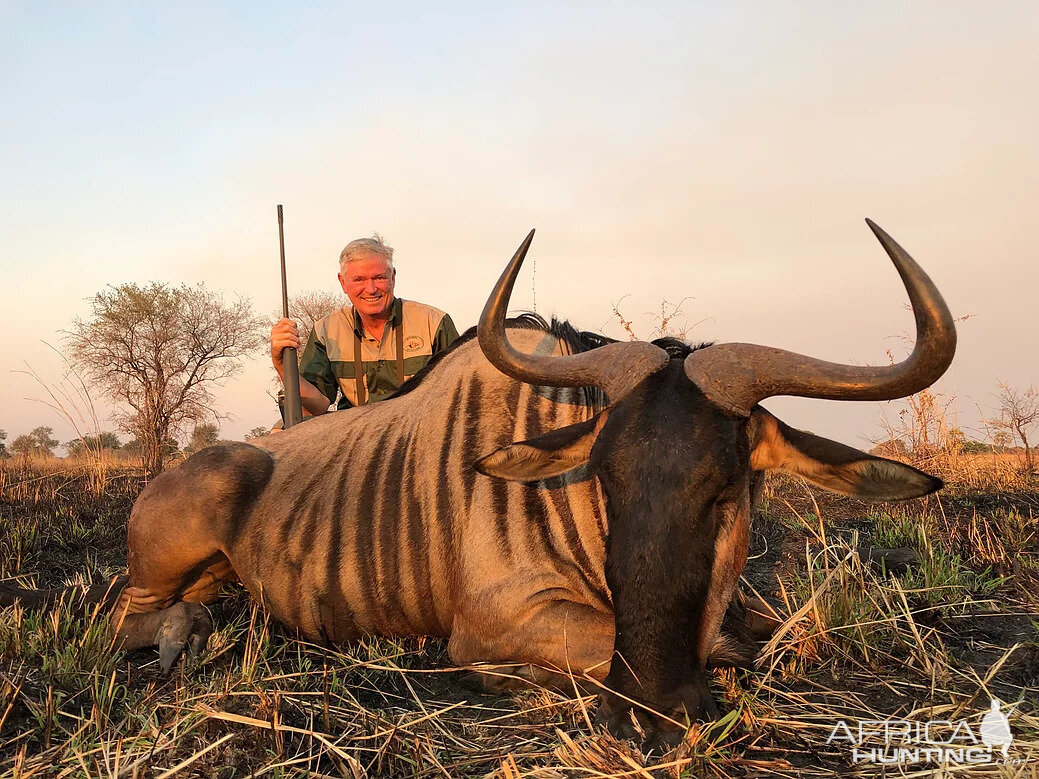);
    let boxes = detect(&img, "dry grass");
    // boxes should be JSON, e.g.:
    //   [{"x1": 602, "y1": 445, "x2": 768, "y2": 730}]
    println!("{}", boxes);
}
[
  {"x1": 1, "y1": 458, "x2": 1036, "y2": 777},
  {"x1": 911, "y1": 449, "x2": 1036, "y2": 493}
]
